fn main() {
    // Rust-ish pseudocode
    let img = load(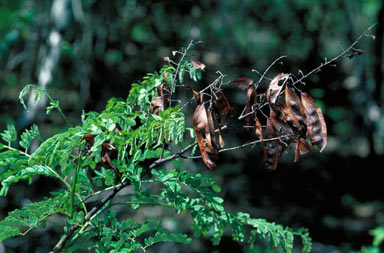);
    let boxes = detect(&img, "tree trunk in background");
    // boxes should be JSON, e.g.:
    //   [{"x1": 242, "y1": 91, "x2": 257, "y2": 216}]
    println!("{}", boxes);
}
[{"x1": 18, "y1": 0, "x2": 70, "y2": 128}]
